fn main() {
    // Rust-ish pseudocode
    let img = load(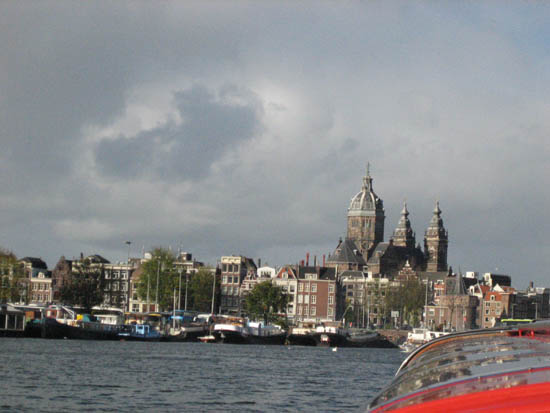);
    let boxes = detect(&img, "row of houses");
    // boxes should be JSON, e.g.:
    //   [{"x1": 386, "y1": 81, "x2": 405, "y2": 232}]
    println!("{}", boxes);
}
[{"x1": 2, "y1": 248, "x2": 548, "y2": 330}]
